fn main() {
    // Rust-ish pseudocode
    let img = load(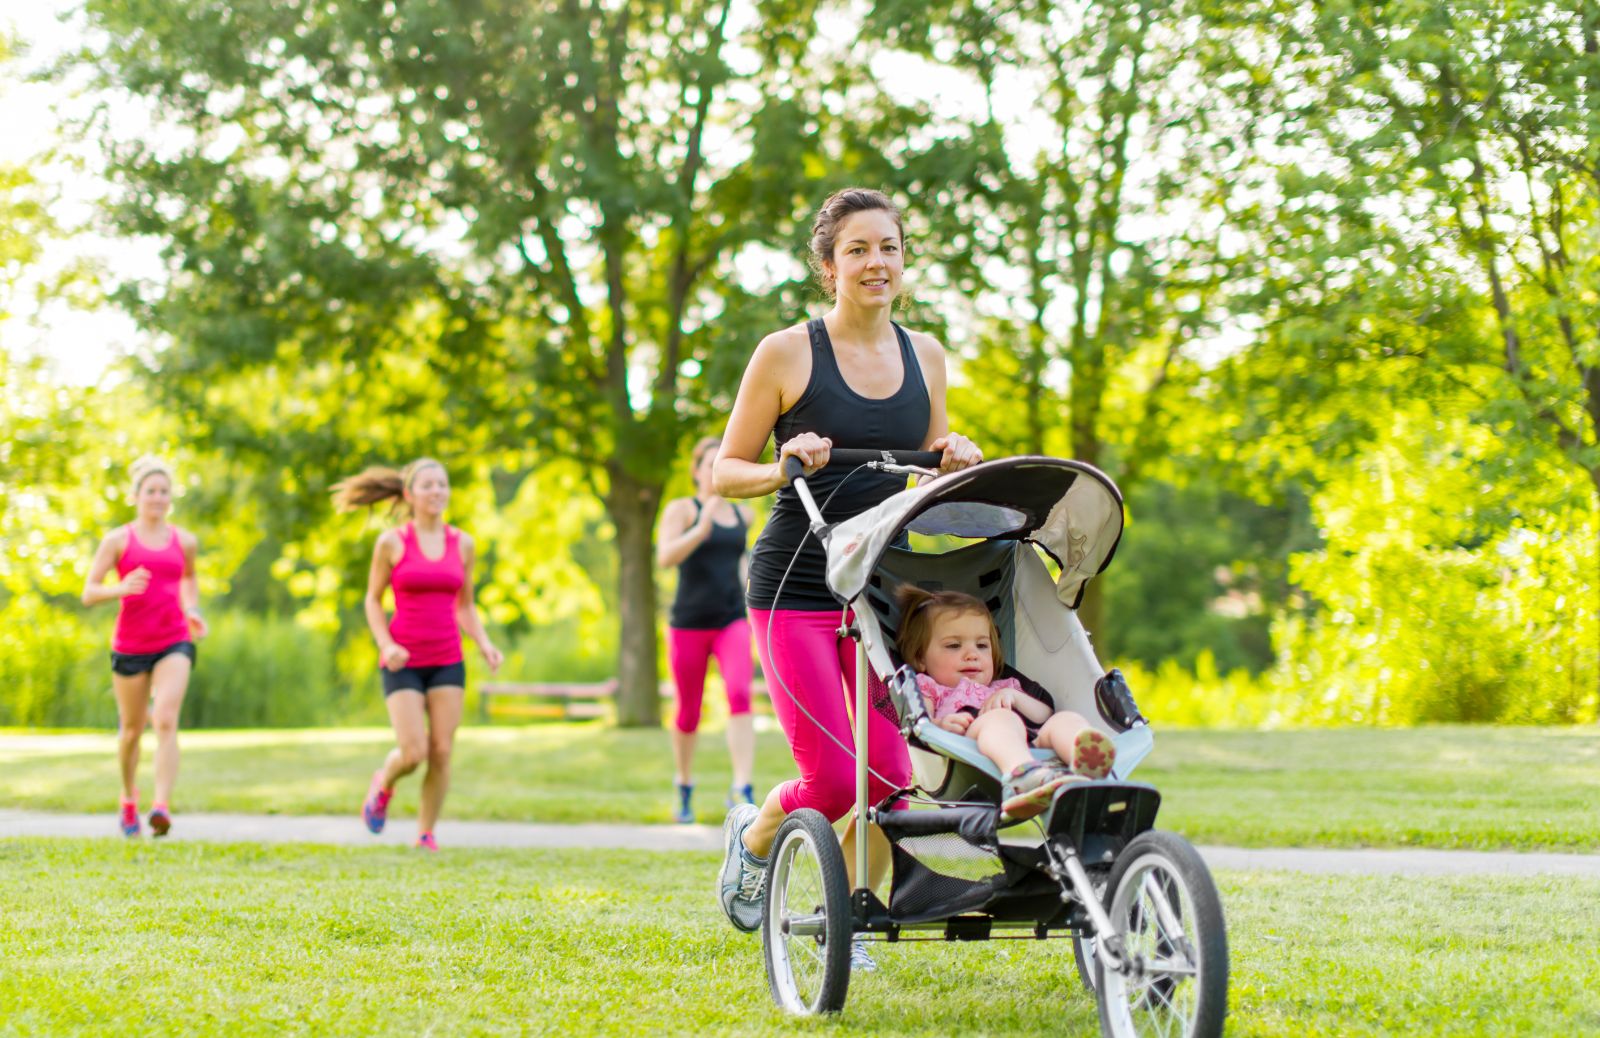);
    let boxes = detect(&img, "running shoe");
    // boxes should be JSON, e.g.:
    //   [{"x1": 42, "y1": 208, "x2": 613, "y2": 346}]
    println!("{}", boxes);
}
[
  {"x1": 725, "y1": 783, "x2": 755, "y2": 809},
  {"x1": 674, "y1": 782, "x2": 695, "y2": 824},
  {"x1": 148, "y1": 804, "x2": 171, "y2": 837},
  {"x1": 850, "y1": 937, "x2": 878, "y2": 972},
  {"x1": 361, "y1": 771, "x2": 393, "y2": 834},
  {"x1": 414, "y1": 832, "x2": 438, "y2": 852},
  {"x1": 119, "y1": 797, "x2": 140, "y2": 839},
  {"x1": 716, "y1": 803, "x2": 767, "y2": 933}
]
